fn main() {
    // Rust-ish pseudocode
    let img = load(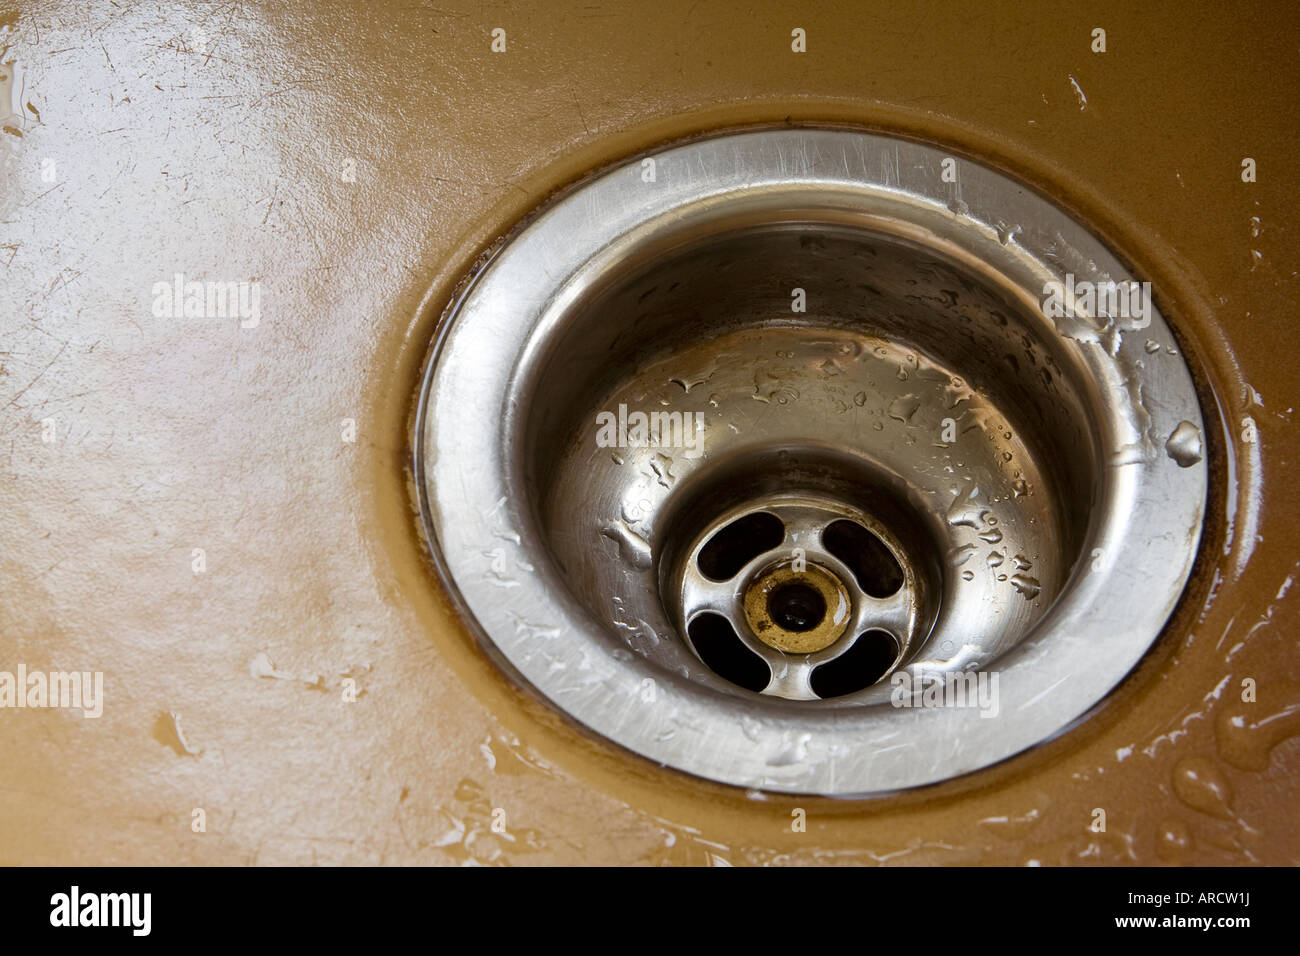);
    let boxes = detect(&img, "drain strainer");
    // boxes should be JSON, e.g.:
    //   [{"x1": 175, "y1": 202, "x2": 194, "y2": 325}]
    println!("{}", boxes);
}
[
  {"x1": 673, "y1": 496, "x2": 927, "y2": 700},
  {"x1": 415, "y1": 128, "x2": 1207, "y2": 795}
]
